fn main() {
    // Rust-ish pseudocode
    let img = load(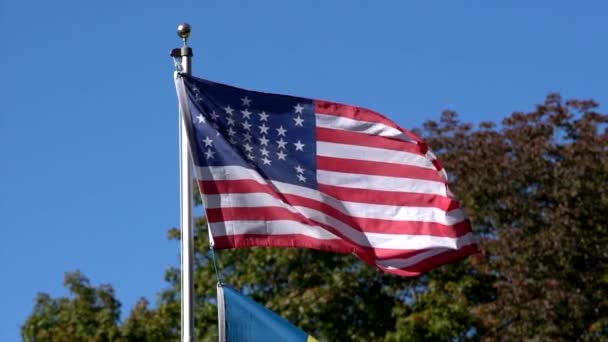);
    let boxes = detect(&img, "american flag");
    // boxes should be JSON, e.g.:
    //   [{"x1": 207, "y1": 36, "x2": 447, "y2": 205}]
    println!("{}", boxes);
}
[{"x1": 175, "y1": 74, "x2": 477, "y2": 277}]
